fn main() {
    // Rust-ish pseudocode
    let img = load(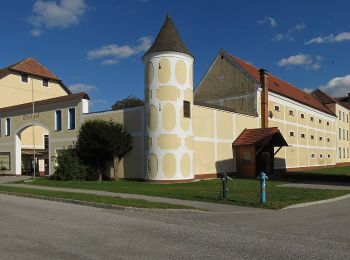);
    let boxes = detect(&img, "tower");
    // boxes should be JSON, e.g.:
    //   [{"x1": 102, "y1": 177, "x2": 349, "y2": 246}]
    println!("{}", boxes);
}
[{"x1": 142, "y1": 15, "x2": 194, "y2": 182}]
